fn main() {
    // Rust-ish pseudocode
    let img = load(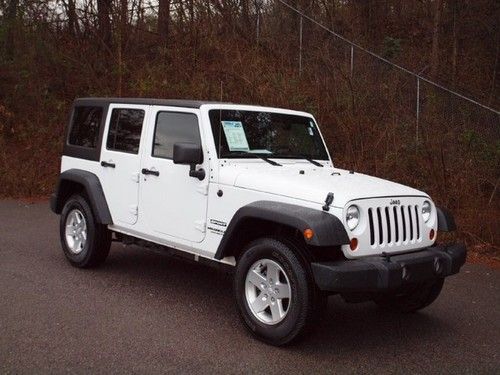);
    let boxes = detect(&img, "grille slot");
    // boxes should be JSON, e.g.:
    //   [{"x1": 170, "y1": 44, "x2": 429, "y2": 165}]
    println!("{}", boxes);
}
[
  {"x1": 376, "y1": 208, "x2": 383, "y2": 244},
  {"x1": 366, "y1": 203, "x2": 421, "y2": 248},
  {"x1": 408, "y1": 205, "x2": 414, "y2": 240},
  {"x1": 401, "y1": 206, "x2": 407, "y2": 242},
  {"x1": 385, "y1": 207, "x2": 391, "y2": 244},
  {"x1": 414, "y1": 205, "x2": 420, "y2": 240},
  {"x1": 393, "y1": 206, "x2": 399, "y2": 243},
  {"x1": 368, "y1": 208, "x2": 375, "y2": 245}
]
